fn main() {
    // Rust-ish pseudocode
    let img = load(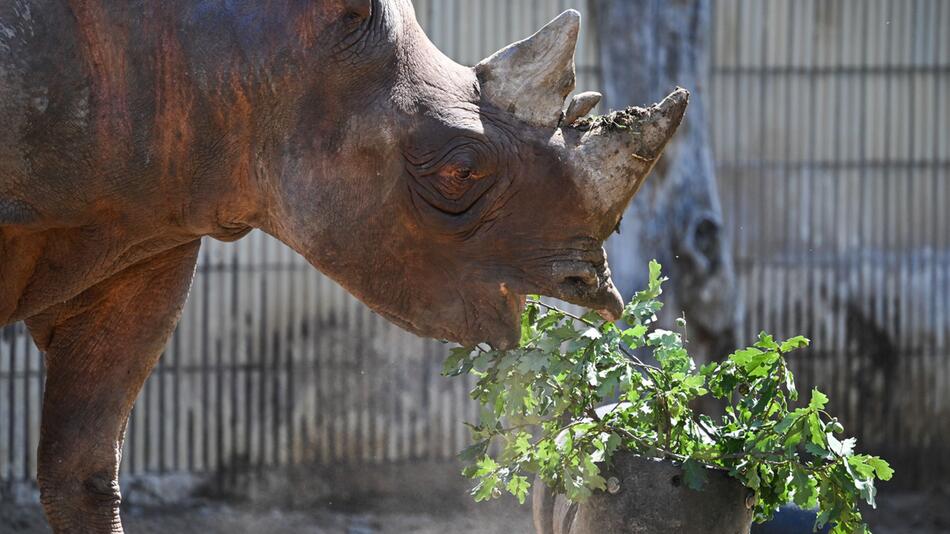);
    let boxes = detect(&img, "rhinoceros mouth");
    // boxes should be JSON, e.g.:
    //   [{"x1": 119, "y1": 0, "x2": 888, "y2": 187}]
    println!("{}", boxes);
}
[{"x1": 366, "y1": 280, "x2": 524, "y2": 351}]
